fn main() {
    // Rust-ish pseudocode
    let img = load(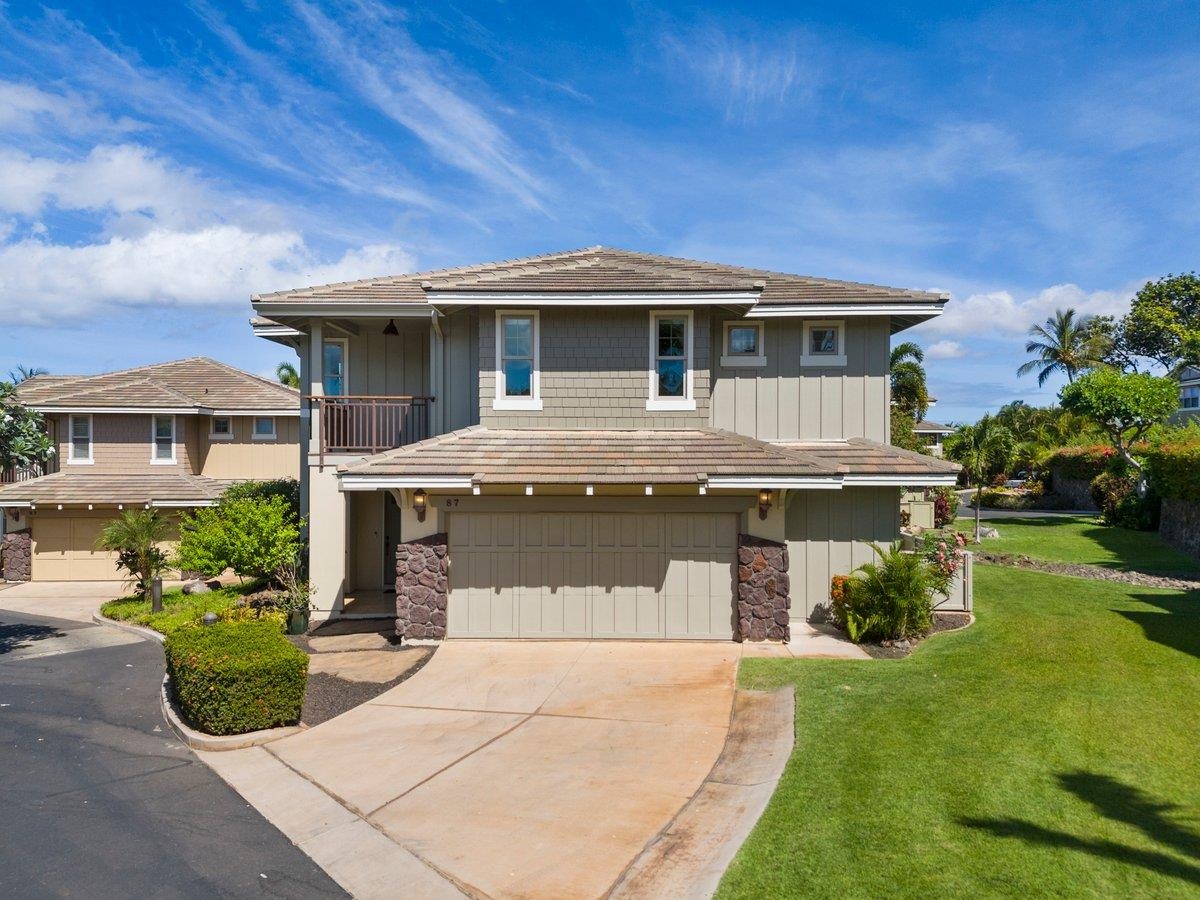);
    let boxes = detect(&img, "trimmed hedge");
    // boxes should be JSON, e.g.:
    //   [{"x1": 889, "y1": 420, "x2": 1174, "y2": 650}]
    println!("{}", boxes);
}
[
  {"x1": 164, "y1": 620, "x2": 308, "y2": 736},
  {"x1": 1143, "y1": 441, "x2": 1200, "y2": 504},
  {"x1": 1044, "y1": 445, "x2": 1117, "y2": 481}
]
